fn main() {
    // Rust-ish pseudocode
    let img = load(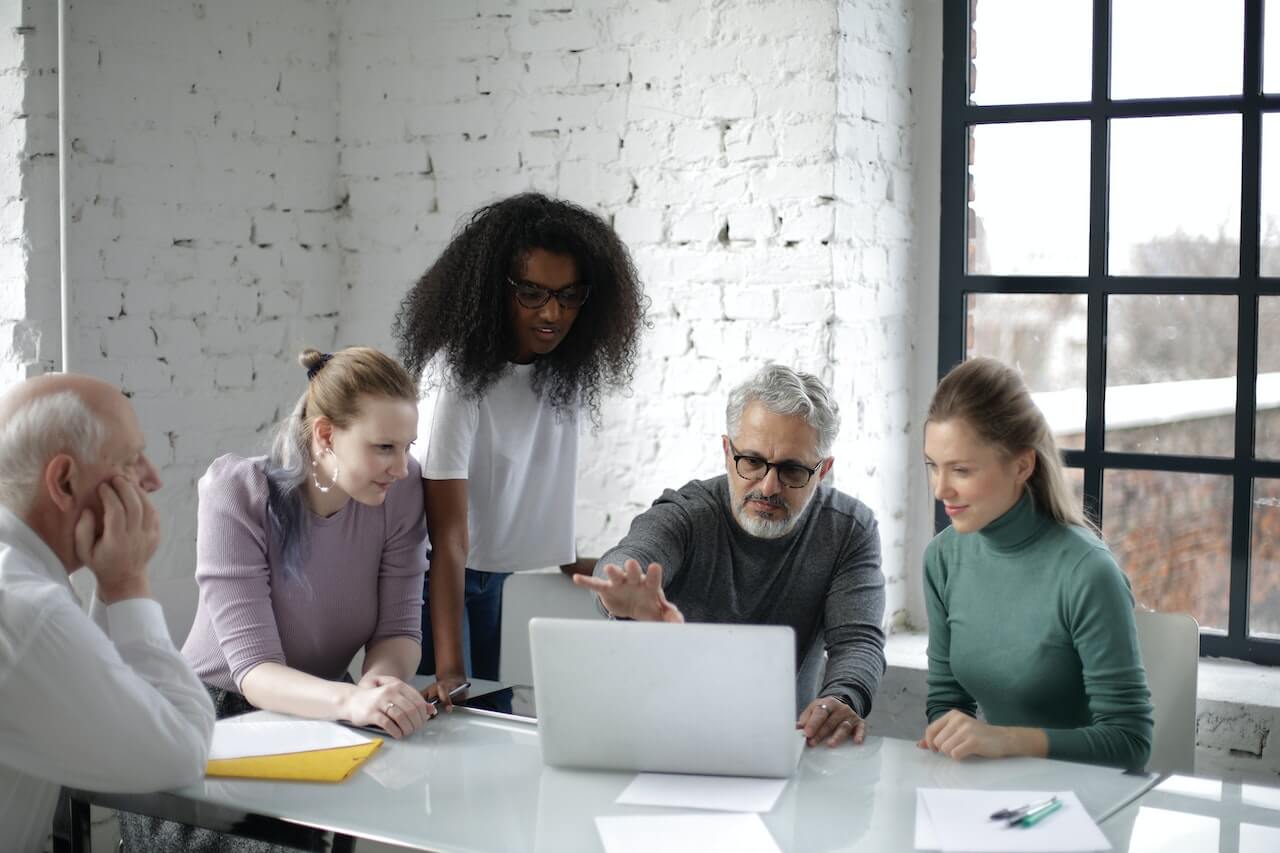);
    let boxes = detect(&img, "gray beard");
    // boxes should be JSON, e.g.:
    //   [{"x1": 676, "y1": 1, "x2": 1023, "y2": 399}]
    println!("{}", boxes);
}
[{"x1": 732, "y1": 488, "x2": 816, "y2": 539}]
